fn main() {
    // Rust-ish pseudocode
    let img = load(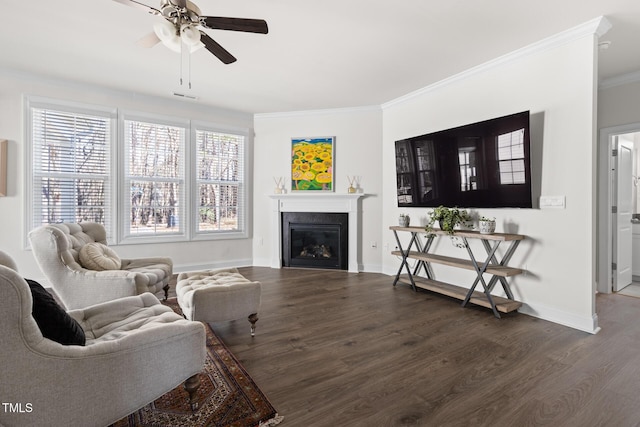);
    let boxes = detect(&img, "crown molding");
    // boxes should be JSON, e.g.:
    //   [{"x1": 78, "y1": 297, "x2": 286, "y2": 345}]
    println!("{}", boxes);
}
[
  {"x1": 382, "y1": 16, "x2": 611, "y2": 110},
  {"x1": 254, "y1": 105, "x2": 382, "y2": 120},
  {"x1": 599, "y1": 70, "x2": 640, "y2": 90}
]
